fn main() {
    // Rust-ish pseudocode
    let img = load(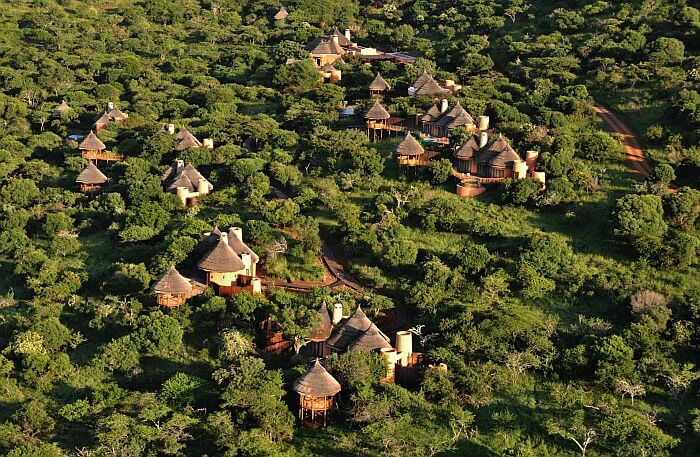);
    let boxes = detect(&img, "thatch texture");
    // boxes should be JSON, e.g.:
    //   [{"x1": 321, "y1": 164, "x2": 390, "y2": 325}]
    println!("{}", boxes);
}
[
  {"x1": 395, "y1": 132, "x2": 424, "y2": 156},
  {"x1": 369, "y1": 73, "x2": 391, "y2": 91},
  {"x1": 327, "y1": 305, "x2": 372, "y2": 351},
  {"x1": 152, "y1": 266, "x2": 192, "y2": 294},
  {"x1": 308, "y1": 302, "x2": 333, "y2": 342},
  {"x1": 198, "y1": 238, "x2": 245, "y2": 272},
  {"x1": 76, "y1": 162, "x2": 108, "y2": 184},
  {"x1": 364, "y1": 100, "x2": 391, "y2": 120},
  {"x1": 348, "y1": 323, "x2": 391, "y2": 351},
  {"x1": 293, "y1": 359, "x2": 341, "y2": 396},
  {"x1": 78, "y1": 131, "x2": 106, "y2": 151}
]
